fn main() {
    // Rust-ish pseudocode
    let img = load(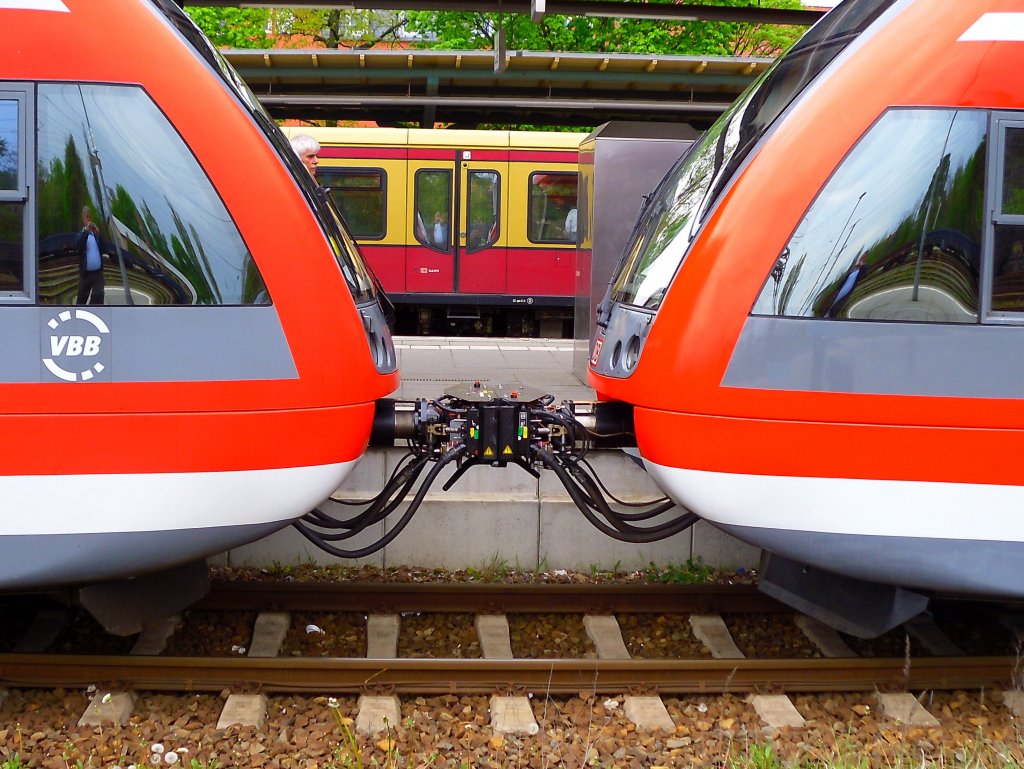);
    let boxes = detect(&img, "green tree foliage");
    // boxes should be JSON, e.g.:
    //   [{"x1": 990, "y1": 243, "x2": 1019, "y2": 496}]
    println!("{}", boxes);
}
[
  {"x1": 405, "y1": 0, "x2": 806, "y2": 56},
  {"x1": 186, "y1": 1, "x2": 805, "y2": 55},
  {"x1": 185, "y1": 7, "x2": 271, "y2": 48},
  {"x1": 270, "y1": 9, "x2": 408, "y2": 48}
]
